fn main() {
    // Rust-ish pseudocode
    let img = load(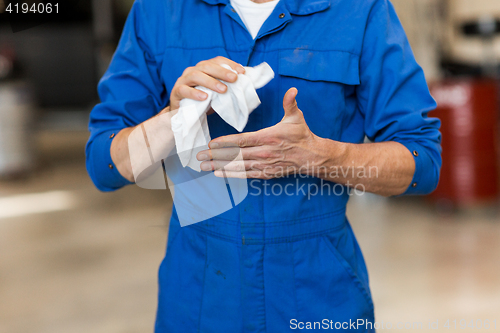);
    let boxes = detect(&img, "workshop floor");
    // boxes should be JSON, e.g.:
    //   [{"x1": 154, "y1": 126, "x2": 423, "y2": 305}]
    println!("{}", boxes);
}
[{"x1": 0, "y1": 130, "x2": 499, "y2": 333}]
